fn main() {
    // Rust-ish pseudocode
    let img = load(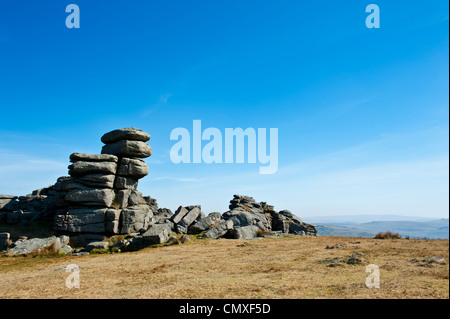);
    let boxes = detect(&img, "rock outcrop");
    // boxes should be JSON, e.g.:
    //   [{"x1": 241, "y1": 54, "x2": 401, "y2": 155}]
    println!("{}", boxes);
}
[
  {"x1": 0, "y1": 128, "x2": 318, "y2": 256},
  {"x1": 54, "y1": 128, "x2": 153, "y2": 238},
  {"x1": 222, "y1": 195, "x2": 317, "y2": 237}
]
